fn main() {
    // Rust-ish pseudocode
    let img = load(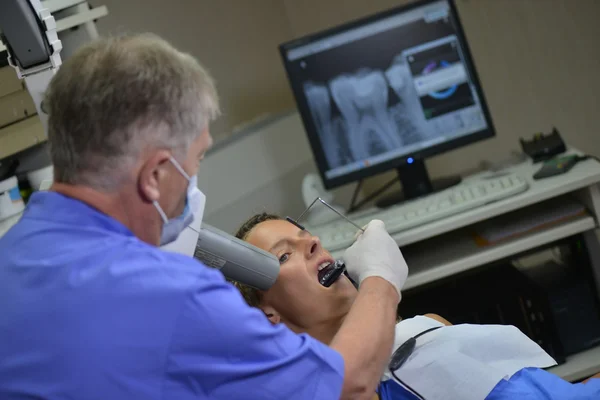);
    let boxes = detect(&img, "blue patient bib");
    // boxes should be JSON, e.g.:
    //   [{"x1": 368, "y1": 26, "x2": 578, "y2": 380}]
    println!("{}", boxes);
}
[{"x1": 379, "y1": 368, "x2": 600, "y2": 400}]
